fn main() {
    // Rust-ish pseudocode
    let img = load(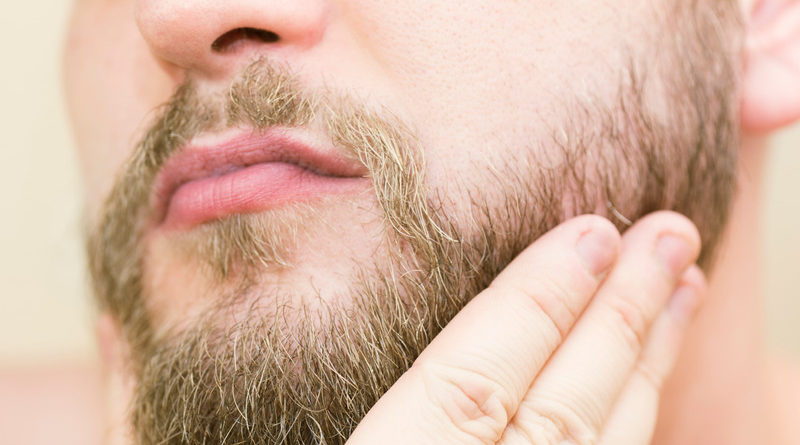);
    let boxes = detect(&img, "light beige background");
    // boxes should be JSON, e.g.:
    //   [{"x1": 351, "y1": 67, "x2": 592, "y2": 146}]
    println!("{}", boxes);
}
[{"x1": 0, "y1": 3, "x2": 797, "y2": 366}]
